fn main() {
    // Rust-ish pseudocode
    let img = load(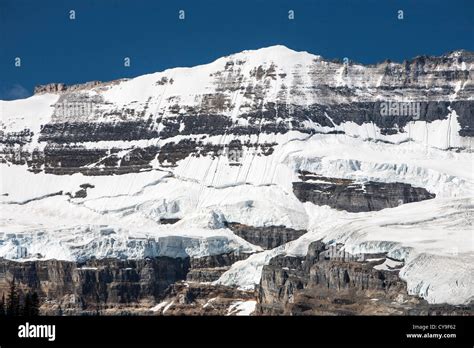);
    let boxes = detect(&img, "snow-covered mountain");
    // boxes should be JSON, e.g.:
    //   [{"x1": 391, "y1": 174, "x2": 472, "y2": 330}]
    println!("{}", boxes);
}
[{"x1": 0, "y1": 46, "x2": 473, "y2": 309}]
